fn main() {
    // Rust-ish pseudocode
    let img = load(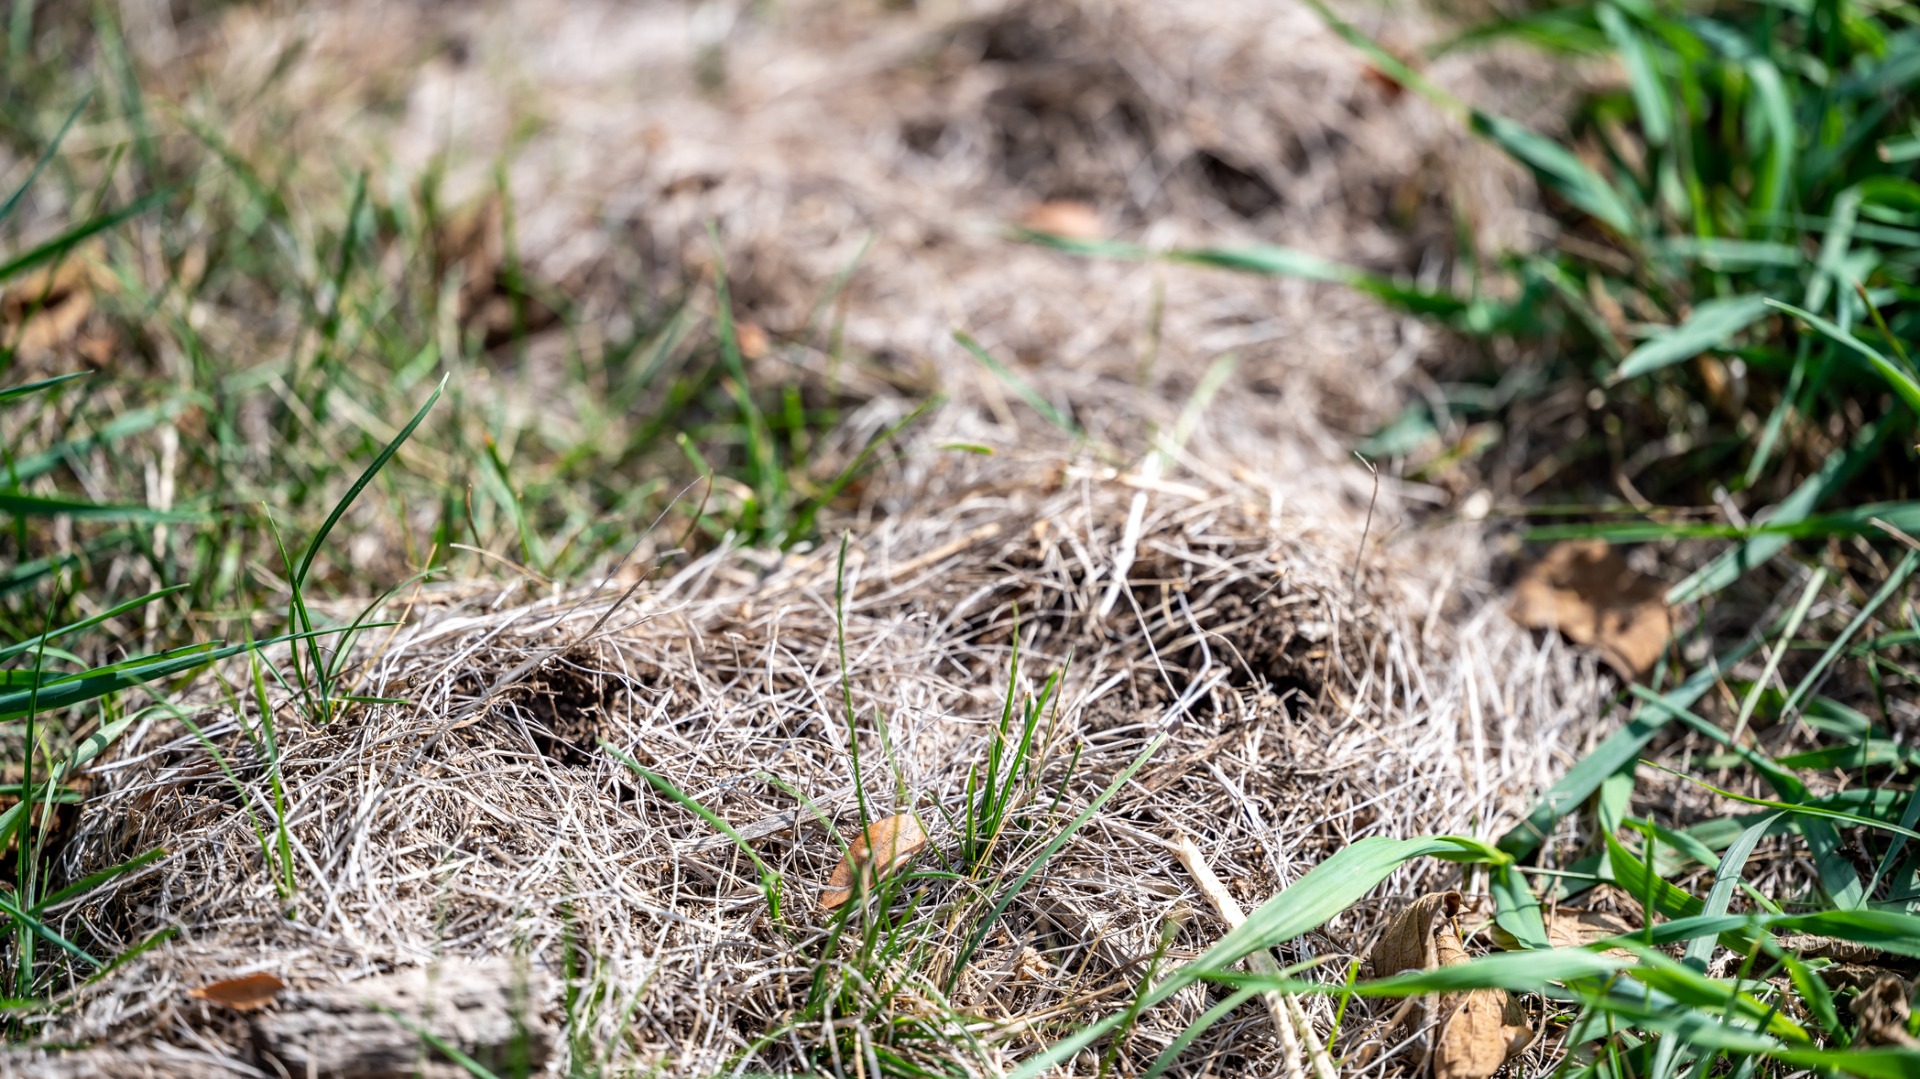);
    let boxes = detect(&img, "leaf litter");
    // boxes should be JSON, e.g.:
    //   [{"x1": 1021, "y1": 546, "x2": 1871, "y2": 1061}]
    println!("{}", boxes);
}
[
  {"x1": 1368, "y1": 892, "x2": 1532, "y2": 1079},
  {"x1": 1510, "y1": 539, "x2": 1674, "y2": 680},
  {"x1": 820, "y1": 813, "x2": 929, "y2": 910}
]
